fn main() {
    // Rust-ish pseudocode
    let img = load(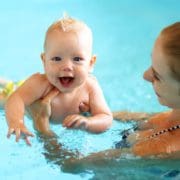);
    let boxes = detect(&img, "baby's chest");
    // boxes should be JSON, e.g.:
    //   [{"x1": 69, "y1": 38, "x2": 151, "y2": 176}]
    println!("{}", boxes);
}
[{"x1": 50, "y1": 92, "x2": 89, "y2": 118}]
